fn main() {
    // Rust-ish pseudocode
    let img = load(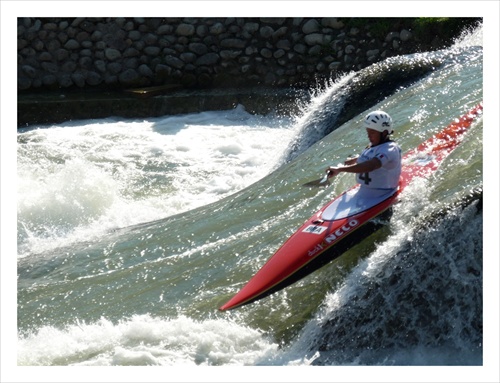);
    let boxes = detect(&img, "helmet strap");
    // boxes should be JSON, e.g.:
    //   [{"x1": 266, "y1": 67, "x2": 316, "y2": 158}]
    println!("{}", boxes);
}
[{"x1": 379, "y1": 131, "x2": 392, "y2": 144}]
